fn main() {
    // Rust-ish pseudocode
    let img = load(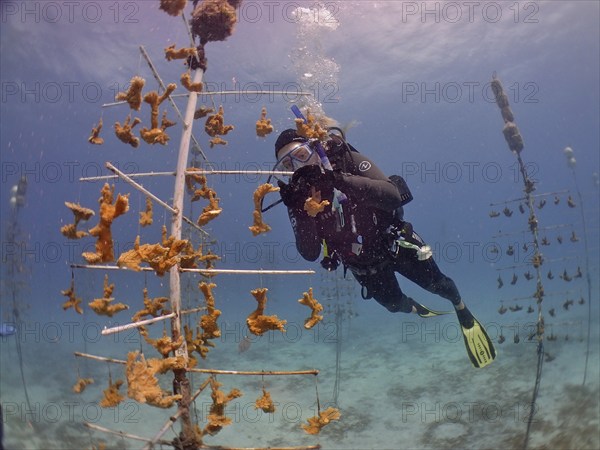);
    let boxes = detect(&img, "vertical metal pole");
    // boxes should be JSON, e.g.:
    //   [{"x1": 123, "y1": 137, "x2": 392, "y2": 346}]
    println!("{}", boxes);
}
[{"x1": 170, "y1": 68, "x2": 204, "y2": 449}]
